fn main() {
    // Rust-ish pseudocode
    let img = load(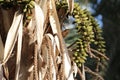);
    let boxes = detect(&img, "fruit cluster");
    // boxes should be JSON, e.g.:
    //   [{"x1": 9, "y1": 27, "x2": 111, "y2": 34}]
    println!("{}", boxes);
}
[
  {"x1": 56, "y1": 1, "x2": 106, "y2": 67},
  {"x1": 0, "y1": 0, "x2": 34, "y2": 20},
  {"x1": 72, "y1": 3, "x2": 94, "y2": 67},
  {"x1": 72, "y1": 3, "x2": 105, "y2": 67}
]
